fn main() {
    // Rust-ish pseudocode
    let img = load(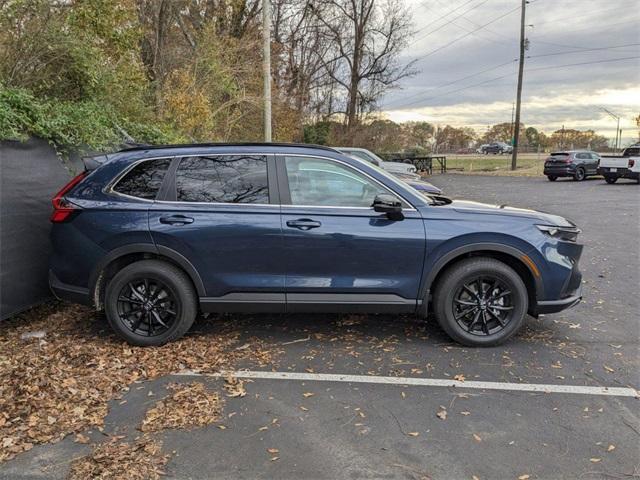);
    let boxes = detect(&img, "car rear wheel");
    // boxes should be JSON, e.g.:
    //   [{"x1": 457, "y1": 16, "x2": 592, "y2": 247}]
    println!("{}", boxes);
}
[
  {"x1": 105, "y1": 260, "x2": 197, "y2": 346},
  {"x1": 547, "y1": 175, "x2": 557, "y2": 181},
  {"x1": 573, "y1": 167, "x2": 586, "y2": 181},
  {"x1": 433, "y1": 258, "x2": 528, "y2": 347},
  {"x1": 604, "y1": 175, "x2": 618, "y2": 184}
]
